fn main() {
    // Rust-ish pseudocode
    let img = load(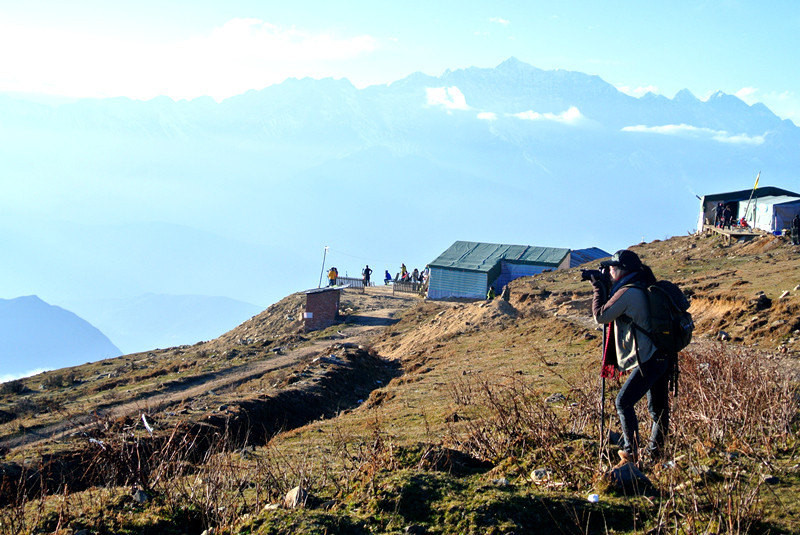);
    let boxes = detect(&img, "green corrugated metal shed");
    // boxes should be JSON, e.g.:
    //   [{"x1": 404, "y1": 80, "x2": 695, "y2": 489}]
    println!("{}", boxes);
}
[
  {"x1": 429, "y1": 241, "x2": 569, "y2": 272},
  {"x1": 427, "y1": 241, "x2": 570, "y2": 300}
]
